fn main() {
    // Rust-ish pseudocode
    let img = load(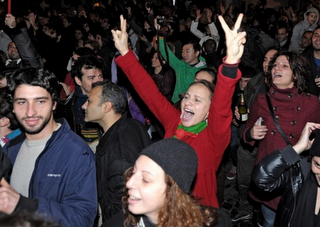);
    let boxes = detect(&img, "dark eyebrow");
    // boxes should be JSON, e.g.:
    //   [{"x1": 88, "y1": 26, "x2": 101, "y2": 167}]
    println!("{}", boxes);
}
[{"x1": 14, "y1": 97, "x2": 49, "y2": 101}]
